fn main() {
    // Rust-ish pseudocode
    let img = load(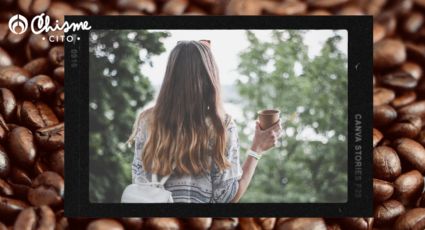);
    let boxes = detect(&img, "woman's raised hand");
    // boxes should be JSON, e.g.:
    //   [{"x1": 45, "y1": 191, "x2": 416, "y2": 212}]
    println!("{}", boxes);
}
[{"x1": 250, "y1": 120, "x2": 283, "y2": 154}]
